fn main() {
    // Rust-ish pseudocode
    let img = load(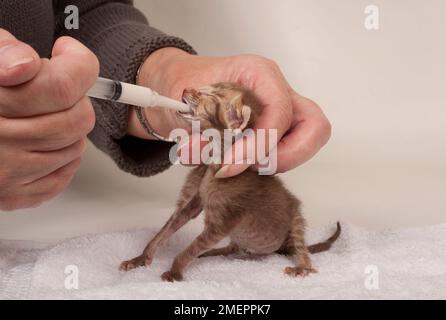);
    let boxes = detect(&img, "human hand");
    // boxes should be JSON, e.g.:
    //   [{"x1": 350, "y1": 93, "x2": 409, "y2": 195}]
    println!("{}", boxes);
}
[
  {"x1": 0, "y1": 29, "x2": 99, "y2": 211},
  {"x1": 129, "y1": 47, "x2": 331, "y2": 176}
]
